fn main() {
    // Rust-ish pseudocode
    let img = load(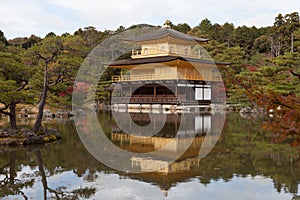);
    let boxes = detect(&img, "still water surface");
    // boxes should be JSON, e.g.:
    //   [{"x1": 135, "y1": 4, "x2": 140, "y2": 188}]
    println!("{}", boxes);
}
[{"x1": 0, "y1": 112, "x2": 299, "y2": 200}]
